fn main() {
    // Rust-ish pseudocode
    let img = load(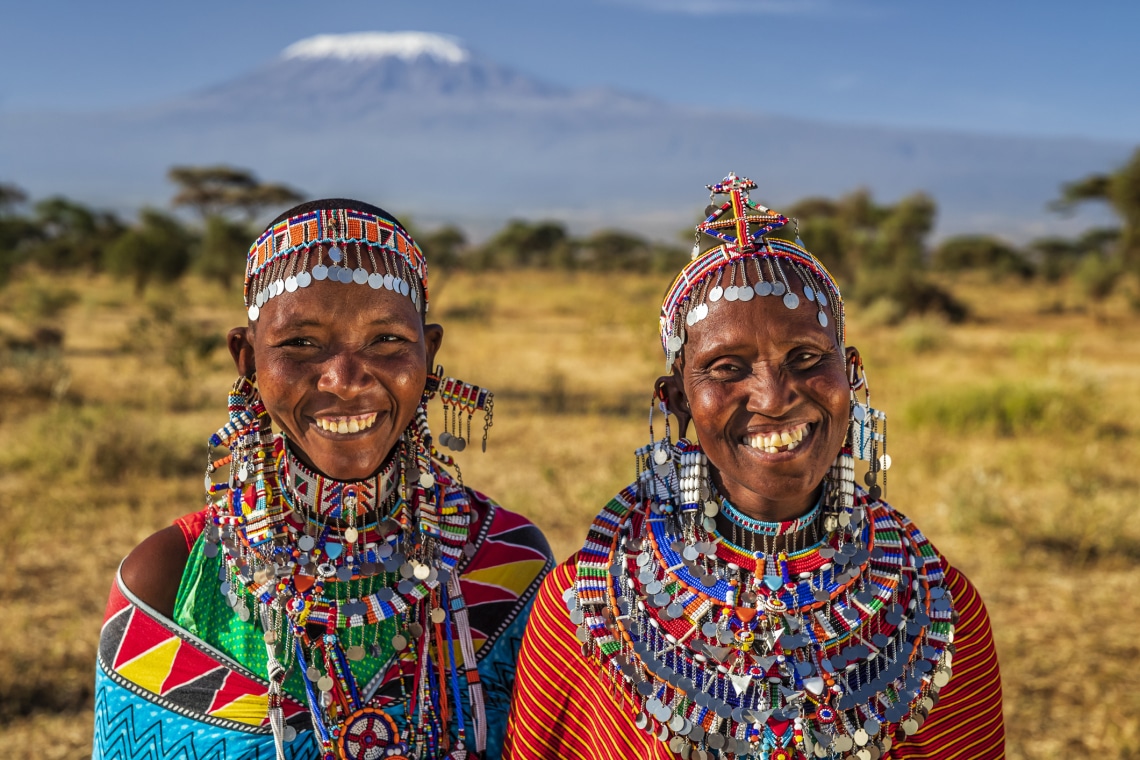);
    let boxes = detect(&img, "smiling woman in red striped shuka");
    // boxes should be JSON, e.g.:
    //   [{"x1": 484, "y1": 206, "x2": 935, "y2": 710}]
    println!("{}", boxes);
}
[{"x1": 505, "y1": 174, "x2": 1003, "y2": 760}]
